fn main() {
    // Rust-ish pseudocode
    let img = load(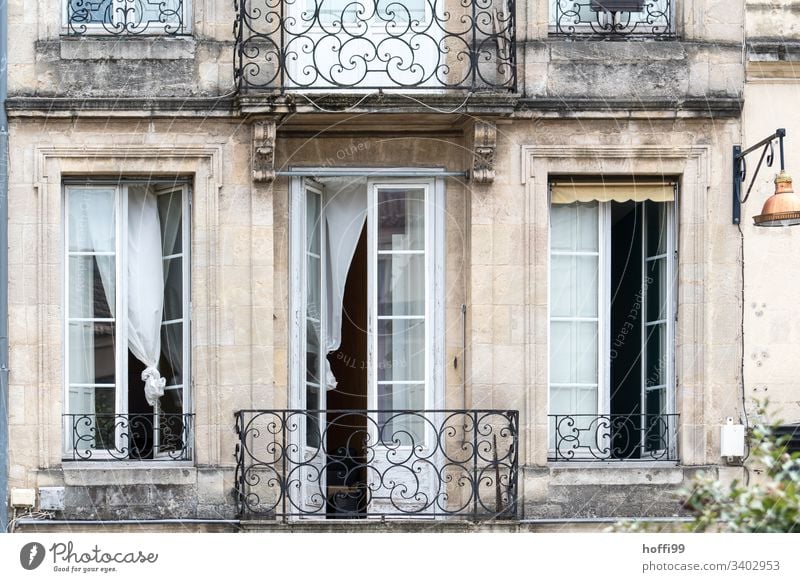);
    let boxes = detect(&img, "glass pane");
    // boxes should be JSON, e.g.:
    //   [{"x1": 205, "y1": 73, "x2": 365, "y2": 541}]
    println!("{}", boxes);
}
[
  {"x1": 159, "y1": 322, "x2": 183, "y2": 387},
  {"x1": 69, "y1": 255, "x2": 115, "y2": 319},
  {"x1": 377, "y1": 188, "x2": 425, "y2": 251},
  {"x1": 137, "y1": 0, "x2": 182, "y2": 23},
  {"x1": 645, "y1": 257, "x2": 667, "y2": 322},
  {"x1": 68, "y1": 322, "x2": 116, "y2": 385},
  {"x1": 577, "y1": 202, "x2": 599, "y2": 252},
  {"x1": 646, "y1": 201, "x2": 668, "y2": 256},
  {"x1": 550, "y1": 255, "x2": 598, "y2": 319},
  {"x1": 67, "y1": 0, "x2": 112, "y2": 24},
  {"x1": 68, "y1": 188, "x2": 116, "y2": 252},
  {"x1": 377, "y1": 318, "x2": 425, "y2": 382},
  {"x1": 306, "y1": 319, "x2": 321, "y2": 384},
  {"x1": 158, "y1": 190, "x2": 183, "y2": 255},
  {"x1": 550, "y1": 204, "x2": 576, "y2": 251},
  {"x1": 549, "y1": 321, "x2": 598, "y2": 384},
  {"x1": 377, "y1": 253, "x2": 425, "y2": 316},
  {"x1": 645, "y1": 322, "x2": 666, "y2": 387},
  {"x1": 307, "y1": 192, "x2": 321, "y2": 256},
  {"x1": 306, "y1": 384, "x2": 321, "y2": 448},
  {"x1": 306, "y1": 255, "x2": 321, "y2": 322},
  {"x1": 158, "y1": 387, "x2": 185, "y2": 454},
  {"x1": 645, "y1": 388, "x2": 667, "y2": 451},
  {"x1": 162, "y1": 257, "x2": 183, "y2": 321},
  {"x1": 377, "y1": 384, "x2": 425, "y2": 446}
]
